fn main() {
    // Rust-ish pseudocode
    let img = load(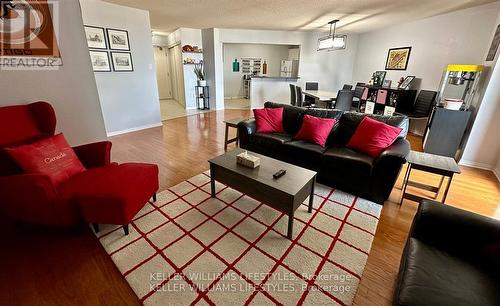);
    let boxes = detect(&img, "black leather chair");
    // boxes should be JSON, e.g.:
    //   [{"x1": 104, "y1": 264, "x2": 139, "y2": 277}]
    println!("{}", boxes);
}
[
  {"x1": 296, "y1": 86, "x2": 305, "y2": 107},
  {"x1": 352, "y1": 85, "x2": 366, "y2": 111},
  {"x1": 394, "y1": 200, "x2": 500, "y2": 306},
  {"x1": 305, "y1": 82, "x2": 319, "y2": 90},
  {"x1": 289, "y1": 84, "x2": 297, "y2": 106},
  {"x1": 333, "y1": 90, "x2": 354, "y2": 111},
  {"x1": 342, "y1": 84, "x2": 353, "y2": 90},
  {"x1": 238, "y1": 102, "x2": 410, "y2": 204},
  {"x1": 396, "y1": 90, "x2": 437, "y2": 118}
]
